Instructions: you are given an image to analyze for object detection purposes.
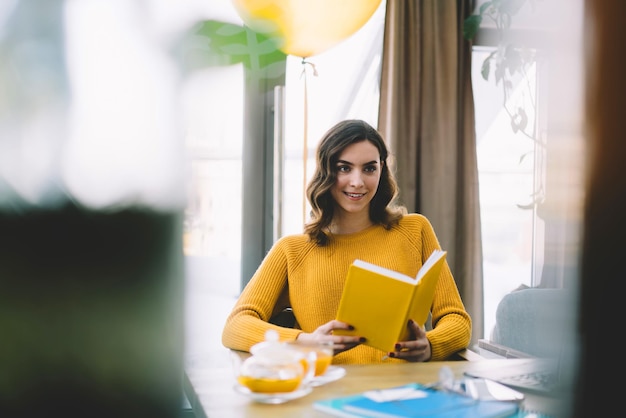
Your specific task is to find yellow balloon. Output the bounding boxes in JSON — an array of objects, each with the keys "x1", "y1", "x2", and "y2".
[{"x1": 231, "y1": 0, "x2": 383, "y2": 58}]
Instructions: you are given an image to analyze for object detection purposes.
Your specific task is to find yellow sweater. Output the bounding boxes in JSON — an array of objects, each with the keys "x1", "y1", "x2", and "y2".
[{"x1": 221, "y1": 213, "x2": 471, "y2": 364}]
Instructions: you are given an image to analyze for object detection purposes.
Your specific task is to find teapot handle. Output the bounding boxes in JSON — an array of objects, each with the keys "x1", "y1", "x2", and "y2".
[{"x1": 302, "y1": 351, "x2": 317, "y2": 385}]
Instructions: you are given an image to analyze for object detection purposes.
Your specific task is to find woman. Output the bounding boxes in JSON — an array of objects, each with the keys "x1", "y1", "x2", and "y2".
[{"x1": 222, "y1": 119, "x2": 471, "y2": 364}]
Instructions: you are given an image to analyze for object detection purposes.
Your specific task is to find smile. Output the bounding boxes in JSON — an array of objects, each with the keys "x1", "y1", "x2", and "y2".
[{"x1": 344, "y1": 192, "x2": 365, "y2": 198}]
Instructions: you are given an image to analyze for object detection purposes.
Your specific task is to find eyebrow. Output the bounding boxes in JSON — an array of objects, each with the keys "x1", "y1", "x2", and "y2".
[{"x1": 337, "y1": 159, "x2": 379, "y2": 166}]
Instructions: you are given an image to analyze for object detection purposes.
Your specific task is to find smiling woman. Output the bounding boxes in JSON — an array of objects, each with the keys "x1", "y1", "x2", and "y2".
[{"x1": 221, "y1": 119, "x2": 472, "y2": 364}]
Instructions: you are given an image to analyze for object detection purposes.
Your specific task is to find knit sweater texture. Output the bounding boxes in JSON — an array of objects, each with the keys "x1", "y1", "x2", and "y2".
[{"x1": 221, "y1": 213, "x2": 472, "y2": 364}]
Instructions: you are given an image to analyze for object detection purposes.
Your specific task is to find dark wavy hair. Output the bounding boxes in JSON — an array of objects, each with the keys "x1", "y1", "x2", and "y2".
[{"x1": 304, "y1": 119, "x2": 406, "y2": 246}]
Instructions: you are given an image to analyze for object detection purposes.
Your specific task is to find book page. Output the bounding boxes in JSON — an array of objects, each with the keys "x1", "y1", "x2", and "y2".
[
  {"x1": 352, "y1": 259, "x2": 415, "y2": 284},
  {"x1": 416, "y1": 249, "x2": 446, "y2": 282}
]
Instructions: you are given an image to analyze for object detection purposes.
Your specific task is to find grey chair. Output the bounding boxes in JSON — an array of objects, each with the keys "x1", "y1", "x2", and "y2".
[{"x1": 489, "y1": 287, "x2": 574, "y2": 359}]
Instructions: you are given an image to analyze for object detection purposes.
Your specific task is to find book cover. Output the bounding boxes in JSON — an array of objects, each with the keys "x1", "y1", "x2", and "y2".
[
  {"x1": 314, "y1": 383, "x2": 519, "y2": 418},
  {"x1": 313, "y1": 393, "x2": 365, "y2": 418},
  {"x1": 334, "y1": 250, "x2": 447, "y2": 353}
]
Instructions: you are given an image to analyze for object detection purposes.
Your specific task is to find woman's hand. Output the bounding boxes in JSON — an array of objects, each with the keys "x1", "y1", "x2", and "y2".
[
  {"x1": 387, "y1": 319, "x2": 432, "y2": 362},
  {"x1": 296, "y1": 320, "x2": 365, "y2": 356}
]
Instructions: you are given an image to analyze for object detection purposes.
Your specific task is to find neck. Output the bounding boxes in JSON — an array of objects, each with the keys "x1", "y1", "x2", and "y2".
[{"x1": 329, "y1": 213, "x2": 373, "y2": 235}]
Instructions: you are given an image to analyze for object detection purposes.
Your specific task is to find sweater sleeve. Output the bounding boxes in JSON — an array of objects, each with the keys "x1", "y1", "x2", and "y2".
[
  {"x1": 221, "y1": 239, "x2": 302, "y2": 352},
  {"x1": 416, "y1": 215, "x2": 473, "y2": 360}
]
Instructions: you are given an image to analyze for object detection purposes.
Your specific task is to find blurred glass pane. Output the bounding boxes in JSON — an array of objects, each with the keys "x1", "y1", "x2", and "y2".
[{"x1": 473, "y1": 45, "x2": 541, "y2": 337}]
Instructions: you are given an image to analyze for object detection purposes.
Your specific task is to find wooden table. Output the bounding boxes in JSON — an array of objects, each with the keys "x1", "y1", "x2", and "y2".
[{"x1": 184, "y1": 352, "x2": 571, "y2": 417}]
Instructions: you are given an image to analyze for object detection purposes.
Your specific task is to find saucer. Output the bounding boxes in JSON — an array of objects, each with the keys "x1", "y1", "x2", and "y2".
[
  {"x1": 310, "y1": 366, "x2": 346, "y2": 387},
  {"x1": 233, "y1": 384, "x2": 313, "y2": 404}
]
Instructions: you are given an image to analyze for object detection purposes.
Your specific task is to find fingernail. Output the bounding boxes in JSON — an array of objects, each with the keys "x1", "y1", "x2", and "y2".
[
  {"x1": 395, "y1": 344, "x2": 402, "y2": 350},
  {"x1": 348, "y1": 325, "x2": 355, "y2": 330},
  {"x1": 388, "y1": 352, "x2": 396, "y2": 358},
  {"x1": 408, "y1": 319, "x2": 414, "y2": 326},
  {"x1": 359, "y1": 337, "x2": 367, "y2": 343}
]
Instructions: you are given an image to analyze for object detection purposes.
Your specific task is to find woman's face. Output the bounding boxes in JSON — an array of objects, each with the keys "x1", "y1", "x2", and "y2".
[{"x1": 330, "y1": 140, "x2": 382, "y2": 217}]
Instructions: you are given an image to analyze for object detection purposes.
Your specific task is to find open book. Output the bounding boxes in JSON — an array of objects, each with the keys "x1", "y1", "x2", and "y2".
[{"x1": 334, "y1": 249, "x2": 447, "y2": 353}]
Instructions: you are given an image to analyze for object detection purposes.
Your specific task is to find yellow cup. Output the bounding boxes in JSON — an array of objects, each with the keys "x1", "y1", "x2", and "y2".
[{"x1": 286, "y1": 341, "x2": 334, "y2": 377}]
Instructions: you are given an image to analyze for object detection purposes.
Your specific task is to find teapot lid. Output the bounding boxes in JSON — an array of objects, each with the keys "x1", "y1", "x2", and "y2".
[{"x1": 250, "y1": 330, "x2": 301, "y2": 363}]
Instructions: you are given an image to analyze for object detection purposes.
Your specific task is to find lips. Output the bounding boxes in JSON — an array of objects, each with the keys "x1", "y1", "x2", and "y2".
[{"x1": 344, "y1": 192, "x2": 365, "y2": 199}]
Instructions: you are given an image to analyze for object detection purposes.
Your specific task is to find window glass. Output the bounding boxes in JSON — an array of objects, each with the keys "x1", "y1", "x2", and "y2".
[
  {"x1": 472, "y1": 46, "x2": 542, "y2": 336},
  {"x1": 182, "y1": 66, "x2": 243, "y2": 268},
  {"x1": 175, "y1": 1, "x2": 245, "y2": 365},
  {"x1": 471, "y1": 0, "x2": 585, "y2": 341}
]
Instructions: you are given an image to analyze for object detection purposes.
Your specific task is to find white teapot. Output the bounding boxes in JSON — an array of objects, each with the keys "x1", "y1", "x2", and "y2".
[{"x1": 236, "y1": 330, "x2": 315, "y2": 393}]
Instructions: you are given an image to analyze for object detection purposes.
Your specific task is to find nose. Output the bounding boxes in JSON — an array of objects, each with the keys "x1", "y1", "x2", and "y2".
[{"x1": 348, "y1": 171, "x2": 364, "y2": 187}]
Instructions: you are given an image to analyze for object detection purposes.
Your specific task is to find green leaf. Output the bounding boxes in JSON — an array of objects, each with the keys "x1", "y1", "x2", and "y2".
[
  {"x1": 494, "y1": 63, "x2": 505, "y2": 85},
  {"x1": 504, "y1": 44, "x2": 522, "y2": 76},
  {"x1": 500, "y1": 0, "x2": 527, "y2": 16},
  {"x1": 501, "y1": 12, "x2": 512, "y2": 29},
  {"x1": 214, "y1": 23, "x2": 246, "y2": 37},
  {"x1": 519, "y1": 151, "x2": 530, "y2": 164},
  {"x1": 511, "y1": 107, "x2": 528, "y2": 131},
  {"x1": 463, "y1": 15, "x2": 482, "y2": 40},
  {"x1": 174, "y1": 19, "x2": 286, "y2": 74},
  {"x1": 511, "y1": 112, "x2": 529, "y2": 134},
  {"x1": 479, "y1": 1, "x2": 494, "y2": 15},
  {"x1": 263, "y1": 60, "x2": 289, "y2": 79},
  {"x1": 481, "y1": 58, "x2": 491, "y2": 81}
]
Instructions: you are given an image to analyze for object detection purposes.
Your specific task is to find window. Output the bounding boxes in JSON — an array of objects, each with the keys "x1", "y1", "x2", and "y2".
[
  {"x1": 471, "y1": 0, "x2": 585, "y2": 340},
  {"x1": 472, "y1": 45, "x2": 542, "y2": 336},
  {"x1": 182, "y1": 65, "x2": 244, "y2": 298},
  {"x1": 177, "y1": 2, "x2": 246, "y2": 305}
]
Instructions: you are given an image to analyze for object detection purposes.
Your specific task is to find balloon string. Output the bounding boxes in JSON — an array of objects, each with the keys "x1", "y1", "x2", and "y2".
[{"x1": 300, "y1": 58, "x2": 317, "y2": 227}]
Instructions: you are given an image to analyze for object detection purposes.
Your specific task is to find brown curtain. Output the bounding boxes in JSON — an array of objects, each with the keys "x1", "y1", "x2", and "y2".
[
  {"x1": 575, "y1": 1, "x2": 626, "y2": 415},
  {"x1": 378, "y1": 0, "x2": 483, "y2": 346}
]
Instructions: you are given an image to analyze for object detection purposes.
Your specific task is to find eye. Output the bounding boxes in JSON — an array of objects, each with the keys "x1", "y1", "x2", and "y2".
[
  {"x1": 337, "y1": 165, "x2": 350, "y2": 173},
  {"x1": 364, "y1": 164, "x2": 377, "y2": 173}
]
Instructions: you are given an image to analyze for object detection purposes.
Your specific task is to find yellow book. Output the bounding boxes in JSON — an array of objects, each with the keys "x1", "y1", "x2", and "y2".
[{"x1": 335, "y1": 250, "x2": 447, "y2": 353}]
